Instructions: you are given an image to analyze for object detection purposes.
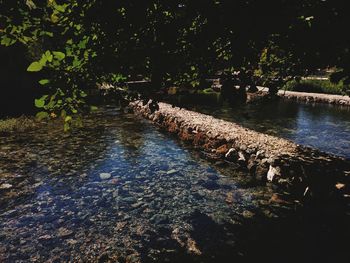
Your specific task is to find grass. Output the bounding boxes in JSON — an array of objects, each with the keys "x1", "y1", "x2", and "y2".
[
  {"x1": 0, "y1": 116, "x2": 37, "y2": 133},
  {"x1": 282, "y1": 79, "x2": 348, "y2": 95},
  {"x1": 199, "y1": 88, "x2": 218, "y2": 94}
]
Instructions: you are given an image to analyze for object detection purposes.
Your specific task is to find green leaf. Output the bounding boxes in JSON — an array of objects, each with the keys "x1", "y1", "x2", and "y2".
[
  {"x1": 39, "y1": 79, "x2": 50, "y2": 85},
  {"x1": 25, "y1": 0, "x2": 37, "y2": 10},
  {"x1": 72, "y1": 58, "x2": 81, "y2": 68},
  {"x1": 78, "y1": 39, "x2": 87, "y2": 49},
  {"x1": 35, "y1": 99, "x2": 45, "y2": 108},
  {"x1": 65, "y1": 116, "x2": 72, "y2": 122},
  {"x1": 54, "y1": 4, "x2": 66, "y2": 12},
  {"x1": 60, "y1": 109, "x2": 67, "y2": 118},
  {"x1": 45, "y1": 51, "x2": 53, "y2": 62},
  {"x1": 46, "y1": 100, "x2": 56, "y2": 108},
  {"x1": 90, "y1": 105, "x2": 98, "y2": 111},
  {"x1": 34, "y1": 95, "x2": 48, "y2": 108},
  {"x1": 36, "y1": 111, "x2": 49, "y2": 120},
  {"x1": 80, "y1": 91, "x2": 87, "y2": 97},
  {"x1": 51, "y1": 13, "x2": 59, "y2": 23},
  {"x1": 39, "y1": 31, "x2": 54, "y2": 37},
  {"x1": 1, "y1": 36, "x2": 16, "y2": 46},
  {"x1": 38, "y1": 55, "x2": 48, "y2": 66},
  {"x1": 27, "y1": 62, "x2": 43, "y2": 72},
  {"x1": 64, "y1": 122, "x2": 70, "y2": 132},
  {"x1": 53, "y1": 51, "x2": 65, "y2": 60}
]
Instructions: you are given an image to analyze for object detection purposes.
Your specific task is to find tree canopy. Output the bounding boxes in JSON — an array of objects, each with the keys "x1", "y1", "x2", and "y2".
[{"x1": 1, "y1": 0, "x2": 349, "y2": 128}]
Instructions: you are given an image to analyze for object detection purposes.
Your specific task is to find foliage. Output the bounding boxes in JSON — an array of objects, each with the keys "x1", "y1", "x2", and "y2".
[
  {"x1": 254, "y1": 42, "x2": 301, "y2": 94},
  {"x1": 330, "y1": 70, "x2": 350, "y2": 94},
  {"x1": 283, "y1": 79, "x2": 348, "y2": 95},
  {"x1": 0, "y1": 0, "x2": 100, "y2": 130},
  {"x1": 1, "y1": 0, "x2": 349, "y2": 129}
]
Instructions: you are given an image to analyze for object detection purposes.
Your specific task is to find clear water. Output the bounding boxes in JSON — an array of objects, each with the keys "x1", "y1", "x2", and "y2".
[
  {"x1": 187, "y1": 99, "x2": 350, "y2": 159},
  {"x1": 0, "y1": 108, "x2": 349, "y2": 262}
]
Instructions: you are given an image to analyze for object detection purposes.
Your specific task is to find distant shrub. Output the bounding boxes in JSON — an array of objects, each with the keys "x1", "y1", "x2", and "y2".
[
  {"x1": 201, "y1": 88, "x2": 217, "y2": 94},
  {"x1": 283, "y1": 79, "x2": 347, "y2": 95}
]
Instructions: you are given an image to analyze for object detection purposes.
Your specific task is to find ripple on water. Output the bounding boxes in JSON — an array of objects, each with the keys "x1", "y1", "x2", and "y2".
[
  {"x1": 0, "y1": 109, "x2": 349, "y2": 262},
  {"x1": 190, "y1": 99, "x2": 350, "y2": 159}
]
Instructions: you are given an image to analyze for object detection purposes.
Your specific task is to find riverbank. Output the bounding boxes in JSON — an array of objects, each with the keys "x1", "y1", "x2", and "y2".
[
  {"x1": 283, "y1": 79, "x2": 346, "y2": 95},
  {"x1": 257, "y1": 87, "x2": 350, "y2": 106},
  {"x1": 278, "y1": 89, "x2": 350, "y2": 106},
  {"x1": 131, "y1": 101, "x2": 350, "y2": 199}
]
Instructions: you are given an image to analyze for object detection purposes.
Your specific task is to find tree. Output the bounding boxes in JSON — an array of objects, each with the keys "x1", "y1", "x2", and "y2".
[{"x1": 1, "y1": 0, "x2": 349, "y2": 127}]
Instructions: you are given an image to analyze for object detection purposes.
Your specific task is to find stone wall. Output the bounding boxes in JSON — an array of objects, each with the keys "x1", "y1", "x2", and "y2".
[
  {"x1": 274, "y1": 89, "x2": 350, "y2": 106},
  {"x1": 131, "y1": 101, "x2": 350, "y2": 199},
  {"x1": 257, "y1": 87, "x2": 350, "y2": 106}
]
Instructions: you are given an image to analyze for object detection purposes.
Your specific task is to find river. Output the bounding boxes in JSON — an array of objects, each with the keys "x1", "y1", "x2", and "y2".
[{"x1": 0, "y1": 107, "x2": 348, "y2": 262}]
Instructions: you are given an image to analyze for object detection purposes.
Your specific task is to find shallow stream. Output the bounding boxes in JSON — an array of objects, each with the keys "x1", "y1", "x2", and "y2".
[
  {"x1": 180, "y1": 96, "x2": 350, "y2": 159},
  {"x1": 0, "y1": 107, "x2": 349, "y2": 262}
]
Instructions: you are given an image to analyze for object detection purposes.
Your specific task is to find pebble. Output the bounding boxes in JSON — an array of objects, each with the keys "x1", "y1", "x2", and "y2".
[
  {"x1": 99, "y1": 173, "x2": 111, "y2": 180},
  {"x1": 151, "y1": 214, "x2": 169, "y2": 225},
  {"x1": 131, "y1": 202, "x2": 144, "y2": 209},
  {"x1": 2, "y1": 105, "x2": 340, "y2": 262},
  {"x1": 109, "y1": 178, "x2": 119, "y2": 184},
  {"x1": 166, "y1": 169, "x2": 178, "y2": 175},
  {"x1": 0, "y1": 183, "x2": 13, "y2": 189},
  {"x1": 67, "y1": 239, "x2": 78, "y2": 245},
  {"x1": 242, "y1": 210, "x2": 255, "y2": 218},
  {"x1": 38, "y1": 234, "x2": 52, "y2": 240},
  {"x1": 57, "y1": 227, "x2": 74, "y2": 238},
  {"x1": 335, "y1": 183, "x2": 345, "y2": 190},
  {"x1": 225, "y1": 192, "x2": 234, "y2": 204}
]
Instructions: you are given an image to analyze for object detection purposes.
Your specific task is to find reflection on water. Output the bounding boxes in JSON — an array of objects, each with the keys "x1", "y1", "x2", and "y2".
[
  {"x1": 0, "y1": 108, "x2": 349, "y2": 262},
  {"x1": 189, "y1": 99, "x2": 350, "y2": 159}
]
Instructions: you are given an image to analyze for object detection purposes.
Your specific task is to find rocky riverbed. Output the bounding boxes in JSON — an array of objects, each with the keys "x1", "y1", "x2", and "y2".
[
  {"x1": 131, "y1": 101, "x2": 350, "y2": 199},
  {"x1": 1, "y1": 107, "x2": 350, "y2": 262}
]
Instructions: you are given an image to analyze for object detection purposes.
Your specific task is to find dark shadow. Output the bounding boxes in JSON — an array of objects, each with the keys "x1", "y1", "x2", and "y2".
[{"x1": 0, "y1": 45, "x2": 40, "y2": 117}]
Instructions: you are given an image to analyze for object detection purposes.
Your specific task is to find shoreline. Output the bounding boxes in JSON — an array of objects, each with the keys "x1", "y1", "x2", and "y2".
[
  {"x1": 257, "y1": 87, "x2": 350, "y2": 106},
  {"x1": 279, "y1": 90, "x2": 350, "y2": 106},
  {"x1": 131, "y1": 101, "x2": 350, "y2": 199}
]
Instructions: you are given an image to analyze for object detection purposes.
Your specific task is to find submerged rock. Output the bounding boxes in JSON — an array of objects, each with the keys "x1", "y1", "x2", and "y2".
[
  {"x1": 225, "y1": 148, "x2": 238, "y2": 161},
  {"x1": 216, "y1": 144, "x2": 229, "y2": 155},
  {"x1": 186, "y1": 238, "x2": 202, "y2": 255},
  {"x1": 150, "y1": 214, "x2": 169, "y2": 225},
  {"x1": 255, "y1": 164, "x2": 269, "y2": 181},
  {"x1": 57, "y1": 227, "x2": 74, "y2": 238},
  {"x1": 238, "y1": 151, "x2": 247, "y2": 165},
  {"x1": 99, "y1": 173, "x2": 112, "y2": 180},
  {"x1": 267, "y1": 165, "x2": 281, "y2": 182},
  {"x1": 0, "y1": 183, "x2": 13, "y2": 189},
  {"x1": 166, "y1": 169, "x2": 178, "y2": 175},
  {"x1": 131, "y1": 100, "x2": 350, "y2": 200},
  {"x1": 38, "y1": 234, "x2": 53, "y2": 240},
  {"x1": 225, "y1": 192, "x2": 234, "y2": 204},
  {"x1": 269, "y1": 193, "x2": 292, "y2": 205},
  {"x1": 242, "y1": 210, "x2": 255, "y2": 218}
]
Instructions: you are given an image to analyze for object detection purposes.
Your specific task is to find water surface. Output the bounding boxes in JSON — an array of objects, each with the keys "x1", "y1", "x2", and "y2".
[
  {"x1": 0, "y1": 108, "x2": 349, "y2": 262},
  {"x1": 186, "y1": 98, "x2": 350, "y2": 159}
]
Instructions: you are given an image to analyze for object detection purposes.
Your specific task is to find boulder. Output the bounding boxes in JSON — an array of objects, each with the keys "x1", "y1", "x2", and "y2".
[{"x1": 267, "y1": 165, "x2": 282, "y2": 182}]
